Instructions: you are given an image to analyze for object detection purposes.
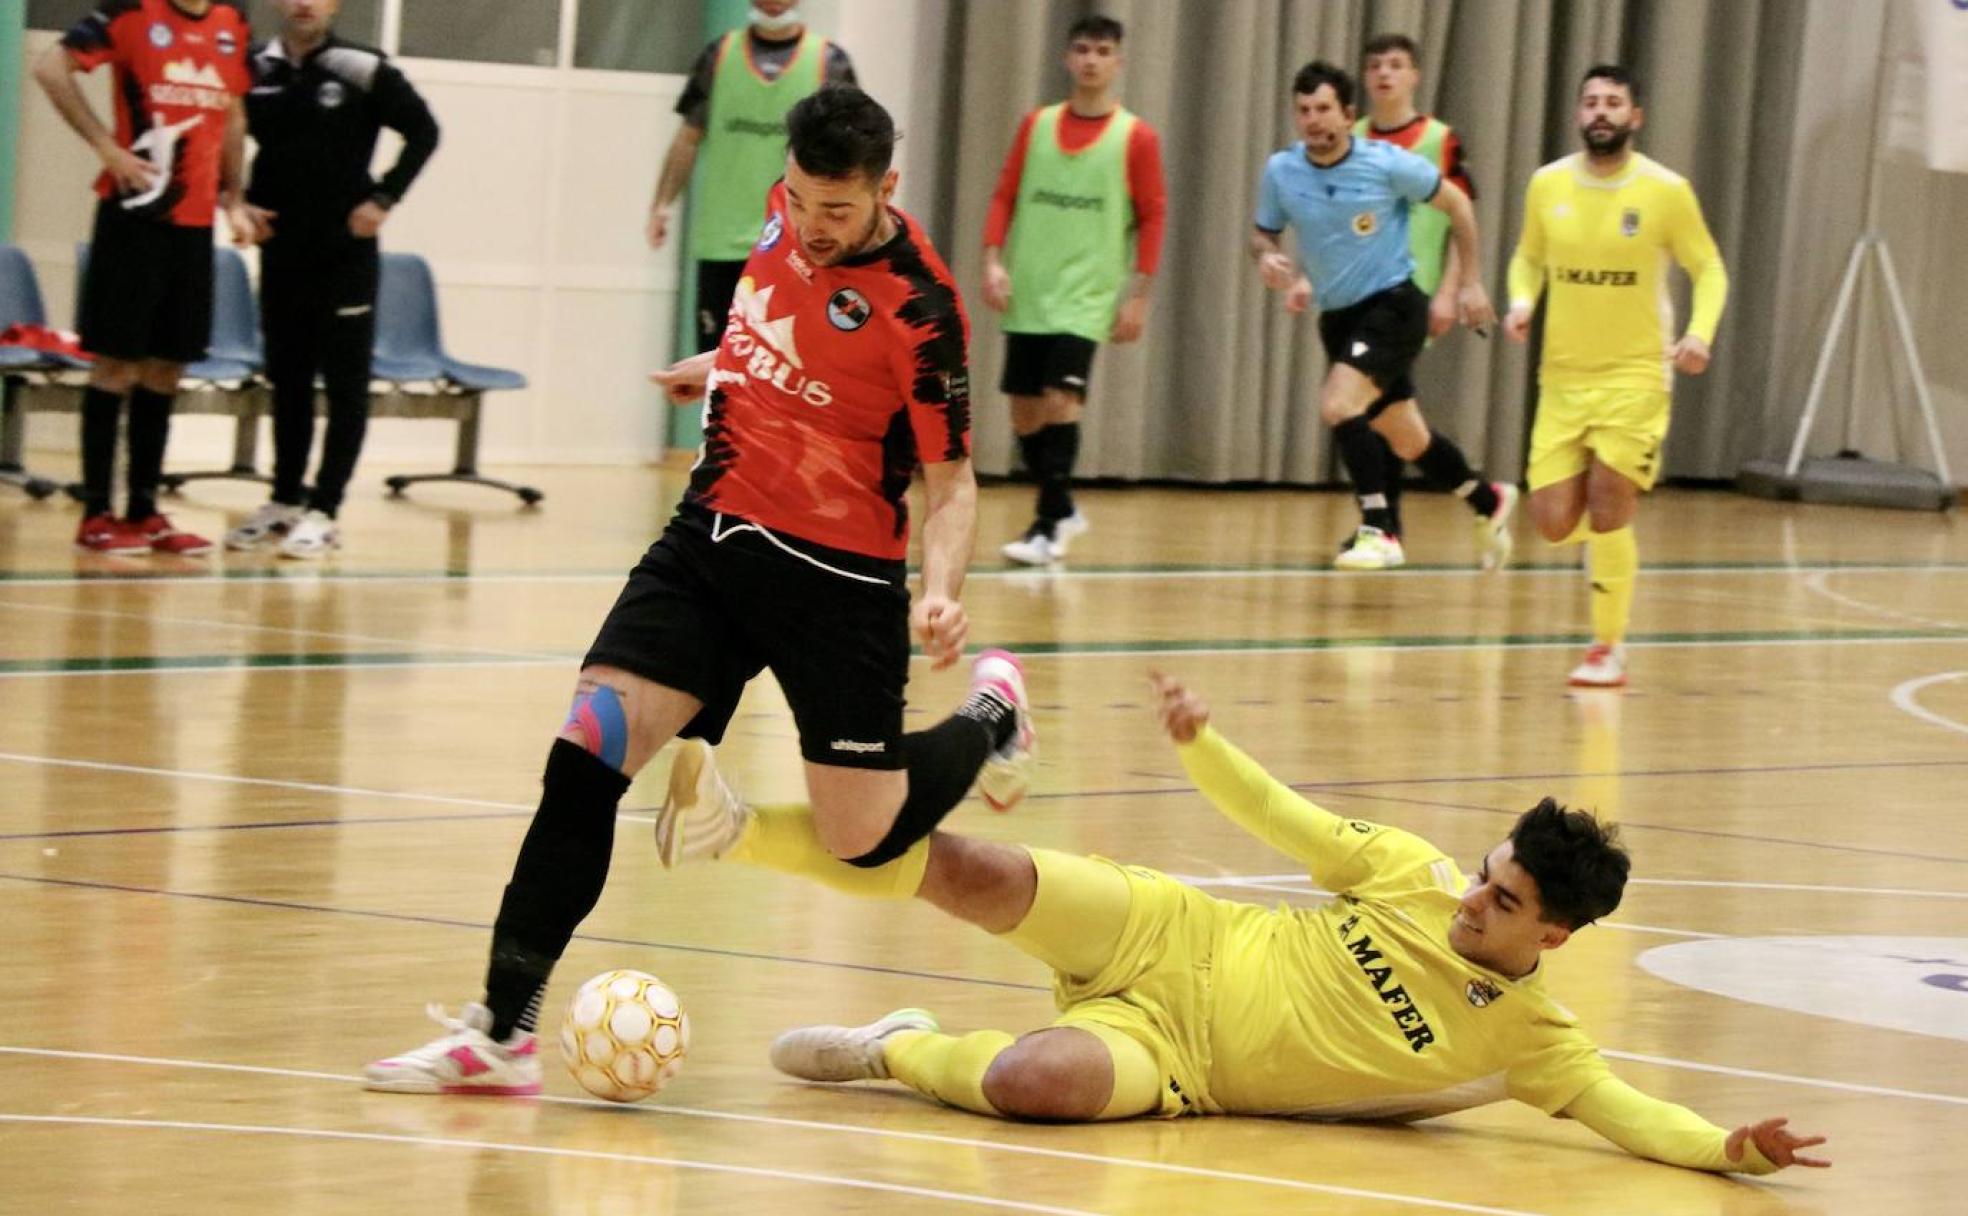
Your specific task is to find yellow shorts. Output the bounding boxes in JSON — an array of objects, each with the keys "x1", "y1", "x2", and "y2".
[
  {"x1": 1050, "y1": 860, "x2": 1224, "y2": 1118},
  {"x1": 1526, "y1": 386, "x2": 1671, "y2": 492}
]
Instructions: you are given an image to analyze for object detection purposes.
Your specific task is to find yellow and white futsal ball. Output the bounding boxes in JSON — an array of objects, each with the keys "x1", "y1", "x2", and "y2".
[{"x1": 559, "y1": 969, "x2": 690, "y2": 1102}]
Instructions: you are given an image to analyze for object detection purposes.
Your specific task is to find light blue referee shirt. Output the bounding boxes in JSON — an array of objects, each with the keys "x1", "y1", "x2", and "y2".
[{"x1": 1254, "y1": 136, "x2": 1443, "y2": 312}]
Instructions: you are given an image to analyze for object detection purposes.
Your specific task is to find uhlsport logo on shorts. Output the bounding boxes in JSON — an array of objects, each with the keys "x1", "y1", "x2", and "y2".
[
  {"x1": 757, "y1": 214, "x2": 785, "y2": 252},
  {"x1": 830, "y1": 738, "x2": 886, "y2": 755},
  {"x1": 1351, "y1": 211, "x2": 1378, "y2": 236},
  {"x1": 826, "y1": 288, "x2": 872, "y2": 331}
]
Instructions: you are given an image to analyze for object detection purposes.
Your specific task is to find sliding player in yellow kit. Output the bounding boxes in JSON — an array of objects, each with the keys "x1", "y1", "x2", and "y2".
[
  {"x1": 1504, "y1": 65, "x2": 1728, "y2": 687},
  {"x1": 653, "y1": 671, "x2": 1829, "y2": 1176}
]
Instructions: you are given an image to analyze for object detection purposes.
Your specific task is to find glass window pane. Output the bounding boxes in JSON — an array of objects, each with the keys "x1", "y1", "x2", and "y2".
[
  {"x1": 399, "y1": 0, "x2": 560, "y2": 68},
  {"x1": 244, "y1": 0, "x2": 384, "y2": 46},
  {"x1": 574, "y1": 0, "x2": 699, "y2": 75}
]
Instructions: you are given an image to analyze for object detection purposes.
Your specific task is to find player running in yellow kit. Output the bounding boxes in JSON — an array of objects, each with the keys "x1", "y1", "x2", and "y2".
[
  {"x1": 1505, "y1": 65, "x2": 1728, "y2": 687},
  {"x1": 654, "y1": 671, "x2": 1829, "y2": 1176}
]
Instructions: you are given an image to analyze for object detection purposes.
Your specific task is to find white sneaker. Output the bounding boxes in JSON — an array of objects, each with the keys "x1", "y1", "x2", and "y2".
[
  {"x1": 1001, "y1": 526, "x2": 1059, "y2": 566},
  {"x1": 277, "y1": 509, "x2": 340, "y2": 560},
  {"x1": 1333, "y1": 526, "x2": 1406, "y2": 570},
  {"x1": 1568, "y1": 643, "x2": 1628, "y2": 688},
  {"x1": 225, "y1": 502, "x2": 303, "y2": 551},
  {"x1": 1054, "y1": 510, "x2": 1089, "y2": 548},
  {"x1": 970, "y1": 648, "x2": 1036, "y2": 811},
  {"x1": 770, "y1": 1008, "x2": 939, "y2": 1083},
  {"x1": 363, "y1": 1002, "x2": 543, "y2": 1095},
  {"x1": 653, "y1": 738, "x2": 754, "y2": 869},
  {"x1": 1477, "y1": 482, "x2": 1519, "y2": 571}
]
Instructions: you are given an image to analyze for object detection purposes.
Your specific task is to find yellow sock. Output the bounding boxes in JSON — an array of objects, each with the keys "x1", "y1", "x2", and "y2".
[
  {"x1": 723, "y1": 803, "x2": 928, "y2": 900},
  {"x1": 1586, "y1": 526, "x2": 1638, "y2": 646},
  {"x1": 882, "y1": 1028, "x2": 1014, "y2": 1115}
]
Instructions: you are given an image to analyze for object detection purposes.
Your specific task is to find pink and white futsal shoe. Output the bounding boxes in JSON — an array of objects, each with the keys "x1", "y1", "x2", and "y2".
[
  {"x1": 363, "y1": 1002, "x2": 543, "y2": 1095},
  {"x1": 970, "y1": 649, "x2": 1037, "y2": 811}
]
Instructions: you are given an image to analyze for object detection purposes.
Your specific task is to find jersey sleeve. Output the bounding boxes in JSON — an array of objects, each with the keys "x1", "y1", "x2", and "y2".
[
  {"x1": 1506, "y1": 173, "x2": 1549, "y2": 310},
  {"x1": 983, "y1": 111, "x2": 1037, "y2": 249},
  {"x1": 1175, "y1": 726, "x2": 1453, "y2": 894},
  {"x1": 1126, "y1": 121, "x2": 1168, "y2": 276},
  {"x1": 825, "y1": 42, "x2": 857, "y2": 85},
  {"x1": 1561, "y1": 1076, "x2": 1779, "y2": 1175},
  {"x1": 1443, "y1": 130, "x2": 1476, "y2": 201},
  {"x1": 1253, "y1": 157, "x2": 1287, "y2": 233},
  {"x1": 1667, "y1": 179, "x2": 1728, "y2": 344},
  {"x1": 1386, "y1": 145, "x2": 1443, "y2": 204},
  {"x1": 673, "y1": 38, "x2": 721, "y2": 128},
  {"x1": 59, "y1": 2, "x2": 137, "y2": 72},
  {"x1": 887, "y1": 275, "x2": 972, "y2": 467},
  {"x1": 373, "y1": 61, "x2": 441, "y2": 204}
]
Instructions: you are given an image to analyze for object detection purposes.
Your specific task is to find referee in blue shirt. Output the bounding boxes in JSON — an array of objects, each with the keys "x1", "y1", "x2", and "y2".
[{"x1": 1252, "y1": 61, "x2": 1515, "y2": 572}]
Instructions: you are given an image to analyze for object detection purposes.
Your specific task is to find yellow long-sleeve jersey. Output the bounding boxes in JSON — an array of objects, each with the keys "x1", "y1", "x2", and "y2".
[
  {"x1": 1175, "y1": 727, "x2": 1775, "y2": 1174},
  {"x1": 1506, "y1": 152, "x2": 1728, "y2": 391}
]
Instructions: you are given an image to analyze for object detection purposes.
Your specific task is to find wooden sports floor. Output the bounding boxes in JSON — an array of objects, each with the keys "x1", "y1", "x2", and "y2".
[{"x1": 3, "y1": 464, "x2": 1965, "y2": 1214}]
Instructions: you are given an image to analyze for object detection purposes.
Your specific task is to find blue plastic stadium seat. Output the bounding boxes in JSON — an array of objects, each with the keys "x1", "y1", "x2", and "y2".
[
  {"x1": 373, "y1": 252, "x2": 526, "y2": 390},
  {"x1": 0, "y1": 245, "x2": 86, "y2": 372}
]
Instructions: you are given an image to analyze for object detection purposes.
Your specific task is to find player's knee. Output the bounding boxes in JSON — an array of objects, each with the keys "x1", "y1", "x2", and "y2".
[
  {"x1": 559, "y1": 679, "x2": 640, "y2": 774},
  {"x1": 1320, "y1": 396, "x2": 1363, "y2": 428},
  {"x1": 982, "y1": 1043, "x2": 1107, "y2": 1121},
  {"x1": 90, "y1": 360, "x2": 139, "y2": 394}
]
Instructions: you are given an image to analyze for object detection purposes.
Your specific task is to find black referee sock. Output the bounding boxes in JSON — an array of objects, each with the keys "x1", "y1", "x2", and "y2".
[
  {"x1": 1379, "y1": 432, "x2": 1406, "y2": 538},
  {"x1": 1333, "y1": 416, "x2": 1396, "y2": 534},
  {"x1": 123, "y1": 386, "x2": 175, "y2": 521},
  {"x1": 1036, "y1": 422, "x2": 1080, "y2": 523},
  {"x1": 1016, "y1": 429, "x2": 1049, "y2": 529},
  {"x1": 844, "y1": 691, "x2": 1016, "y2": 870},
  {"x1": 484, "y1": 739, "x2": 630, "y2": 1040},
  {"x1": 1414, "y1": 434, "x2": 1500, "y2": 517},
  {"x1": 79, "y1": 386, "x2": 123, "y2": 517}
]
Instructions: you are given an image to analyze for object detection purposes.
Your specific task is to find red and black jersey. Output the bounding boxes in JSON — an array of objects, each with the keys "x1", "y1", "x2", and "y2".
[
  {"x1": 687, "y1": 183, "x2": 972, "y2": 562},
  {"x1": 60, "y1": 0, "x2": 252, "y2": 227}
]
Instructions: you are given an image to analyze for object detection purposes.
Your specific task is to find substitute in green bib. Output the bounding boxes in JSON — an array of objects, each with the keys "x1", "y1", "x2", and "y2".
[
  {"x1": 984, "y1": 16, "x2": 1167, "y2": 567},
  {"x1": 1355, "y1": 32, "x2": 1483, "y2": 542},
  {"x1": 646, "y1": 1, "x2": 855, "y2": 352}
]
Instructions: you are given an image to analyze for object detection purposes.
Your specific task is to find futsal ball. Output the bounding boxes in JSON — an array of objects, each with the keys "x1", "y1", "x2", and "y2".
[{"x1": 559, "y1": 969, "x2": 691, "y2": 1102}]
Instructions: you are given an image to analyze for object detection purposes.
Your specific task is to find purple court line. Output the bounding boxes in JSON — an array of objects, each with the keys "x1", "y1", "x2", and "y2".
[{"x1": 0, "y1": 871, "x2": 1050, "y2": 995}]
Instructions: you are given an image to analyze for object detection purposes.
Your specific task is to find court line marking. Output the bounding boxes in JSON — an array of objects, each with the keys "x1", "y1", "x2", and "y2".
[
  {"x1": 0, "y1": 1047, "x2": 1554, "y2": 1215},
  {"x1": 0, "y1": 1112, "x2": 1101, "y2": 1216},
  {"x1": 5, "y1": 559, "x2": 1968, "y2": 588},
  {"x1": 1889, "y1": 672, "x2": 1968, "y2": 738},
  {"x1": 4, "y1": 628, "x2": 1968, "y2": 681},
  {"x1": 1802, "y1": 571, "x2": 1968, "y2": 634},
  {"x1": 1183, "y1": 872, "x2": 1968, "y2": 902},
  {"x1": 0, "y1": 596, "x2": 565, "y2": 661}
]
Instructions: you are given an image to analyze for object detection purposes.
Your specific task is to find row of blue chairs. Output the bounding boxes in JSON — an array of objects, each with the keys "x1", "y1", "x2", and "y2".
[{"x1": 0, "y1": 245, "x2": 539, "y2": 505}]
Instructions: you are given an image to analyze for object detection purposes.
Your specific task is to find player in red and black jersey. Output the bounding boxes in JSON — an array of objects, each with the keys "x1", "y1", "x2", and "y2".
[
  {"x1": 34, "y1": 0, "x2": 253, "y2": 556},
  {"x1": 364, "y1": 86, "x2": 1037, "y2": 1097}
]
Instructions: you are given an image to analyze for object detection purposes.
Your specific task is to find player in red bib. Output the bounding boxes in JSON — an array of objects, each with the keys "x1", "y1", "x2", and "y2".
[
  {"x1": 364, "y1": 86, "x2": 1038, "y2": 1098},
  {"x1": 34, "y1": 0, "x2": 253, "y2": 556}
]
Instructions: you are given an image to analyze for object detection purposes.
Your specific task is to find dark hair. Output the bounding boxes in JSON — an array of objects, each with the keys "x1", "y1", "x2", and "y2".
[
  {"x1": 1580, "y1": 63, "x2": 1641, "y2": 105},
  {"x1": 785, "y1": 84, "x2": 896, "y2": 182},
  {"x1": 1292, "y1": 60, "x2": 1355, "y2": 109},
  {"x1": 1067, "y1": 16, "x2": 1124, "y2": 45},
  {"x1": 1508, "y1": 798, "x2": 1631, "y2": 929},
  {"x1": 1362, "y1": 33, "x2": 1420, "y2": 67}
]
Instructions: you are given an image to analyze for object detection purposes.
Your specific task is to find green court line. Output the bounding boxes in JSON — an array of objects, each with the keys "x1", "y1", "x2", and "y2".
[
  {"x1": 3, "y1": 627, "x2": 1965, "y2": 678},
  {"x1": 3, "y1": 558, "x2": 1968, "y2": 584}
]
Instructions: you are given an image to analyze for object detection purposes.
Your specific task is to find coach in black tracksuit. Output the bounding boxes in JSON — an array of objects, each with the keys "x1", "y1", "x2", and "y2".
[{"x1": 228, "y1": 4, "x2": 438, "y2": 557}]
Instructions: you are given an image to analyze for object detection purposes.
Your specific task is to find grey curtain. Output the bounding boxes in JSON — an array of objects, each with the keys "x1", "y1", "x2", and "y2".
[{"x1": 930, "y1": 0, "x2": 1819, "y2": 485}]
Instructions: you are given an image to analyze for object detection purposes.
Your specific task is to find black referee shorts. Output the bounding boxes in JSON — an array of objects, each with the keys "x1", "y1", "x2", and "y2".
[
  {"x1": 1318, "y1": 280, "x2": 1429, "y2": 413},
  {"x1": 583, "y1": 504, "x2": 913, "y2": 771},
  {"x1": 77, "y1": 199, "x2": 213, "y2": 365}
]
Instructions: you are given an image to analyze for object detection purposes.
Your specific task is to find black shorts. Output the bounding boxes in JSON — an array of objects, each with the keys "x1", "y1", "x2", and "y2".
[
  {"x1": 77, "y1": 200, "x2": 213, "y2": 364},
  {"x1": 583, "y1": 504, "x2": 912, "y2": 770},
  {"x1": 1318, "y1": 280, "x2": 1428, "y2": 415},
  {"x1": 1000, "y1": 332, "x2": 1098, "y2": 398}
]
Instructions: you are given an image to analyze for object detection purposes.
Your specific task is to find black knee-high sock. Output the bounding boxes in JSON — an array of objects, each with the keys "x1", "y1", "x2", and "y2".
[
  {"x1": 1378, "y1": 432, "x2": 1406, "y2": 538},
  {"x1": 1413, "y1": 434, "x2": 1500, "y2": 516},
  {"x1": 123, "y1": 386, "x2": 175, "y2": 521},
  {"x1": 79, "y1": 386, "x2": 124, "y2": 517},
  {"x1": 484, "y1": 739, "x2": 630, "y2": 1039},
  {"x1": 1016, "y1": 429, "x2": 1048, "y2": 527},
  {"x1": 1333, "y1": 416, "x2": 1395, "y2": 534},
  {"x1": 1035, "y1": 422, "x2": 1080, "y2": 523},
  {"x1": 844, "y1": 689, "x2": 1017, "y2": 869}
]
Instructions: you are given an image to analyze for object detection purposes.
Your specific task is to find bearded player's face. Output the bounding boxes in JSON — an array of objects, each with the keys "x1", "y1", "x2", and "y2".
[{"x1": 782, "y1": 154, "x2": 898, "y2": 267}]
